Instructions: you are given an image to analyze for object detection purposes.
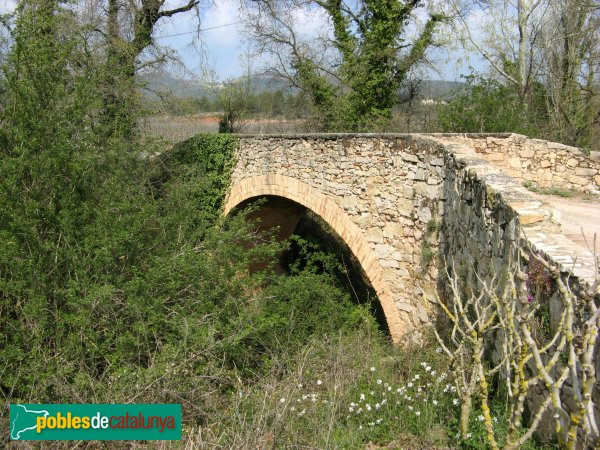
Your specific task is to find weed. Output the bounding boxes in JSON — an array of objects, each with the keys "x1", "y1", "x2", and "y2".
[
  {"x1": 523, "y1": 180, "x2": 575, "y2": 197},
  {"x1": 421, "y1": 242, "x2": 437, "y2": 268}
]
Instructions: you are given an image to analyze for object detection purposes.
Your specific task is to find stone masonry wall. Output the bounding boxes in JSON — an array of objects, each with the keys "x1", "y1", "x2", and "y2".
[
  {"x1": 429, "y1": 135, "x2": 600, "y2": 441},
  {"x1": 226, "y1": 135, "x2": 447, "y2": 343},
  {"x1": 225, "y1": 133, "x2": 598, "y2": 343},
  {"x1": 225, "y1": 133, "x2": 599, "y2": 440},
  {"x1": 433, "y1": 133, "x2": 600, "y2": 192}
]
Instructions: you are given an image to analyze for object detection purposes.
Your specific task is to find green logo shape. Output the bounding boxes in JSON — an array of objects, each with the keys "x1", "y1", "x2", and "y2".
[{"x1": 9, "y1": 404, "x2": 181, "y2": 440}]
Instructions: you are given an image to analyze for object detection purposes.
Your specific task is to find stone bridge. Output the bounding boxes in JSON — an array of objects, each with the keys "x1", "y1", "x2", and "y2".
[{"x1": 223, "y1": 133, "x2": 600, "y2": 343}]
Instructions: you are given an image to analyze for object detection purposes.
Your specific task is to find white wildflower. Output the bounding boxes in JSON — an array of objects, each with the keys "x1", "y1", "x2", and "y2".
[
  {"x1": 366, "y1": 404, "x2": 372, "y2": 411},
  {"x1": 370, "y1": 367, "x2": 376, "y2": 372},
  {"x1": 408, "y1": 382, "x2": 413, "y2": 388},
  {"x1": 280, "y1": 398, "x2": 286, "y2": 403},
  {"x1": 478, "y1": 415, "x2": 485, "y2": 422},
  {"x1": 432, "y1": 400, "x2": 438, "y2": 406},
  {"x1": 349, "y1": 407, "x2": 354, "y2": 412},
  {"x1": 377, "y1": 379, "x2": 382, "y2": 385},
  {"x1": 436, "y1": 347, "x2": 443, "y2": 353},
  {"x1": 316, "y1": 379, "x2": 322, "y2": 385},
  {"x1": 375, "y1": 403, "x2": 380, "y2": 409},
  {"x1": 360, "y1": 393, "x2": 366, "y2": 401},
  {"x1": 430, "y1": 370, "x2": 436, "y2": 376},
  {"x1": 290, "y1": 406, "x2": 296, "y2": 411},
  {"x1": 408, "y1": 405, "x2": 413, "y2": 411},
  {"x1": 415, "y1": 411, "x2": 421, "y2": 417},
  {"x1": 453, "y1": 398, "x2": 459, "y2": 406}
]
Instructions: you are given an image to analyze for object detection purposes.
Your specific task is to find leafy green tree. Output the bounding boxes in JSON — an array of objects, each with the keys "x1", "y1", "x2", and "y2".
[
  {"x1": 244, "y1": 0, "x2": 443, "y2": 131},
  {"x1": 438, "y1": 74, "x2": 547, "y2": 135}
]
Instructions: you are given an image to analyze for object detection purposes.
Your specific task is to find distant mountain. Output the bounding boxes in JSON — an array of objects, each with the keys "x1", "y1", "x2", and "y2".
[
  {"x1": 139, "y1": 72, "x2": 464, "y2": 101},
  {"x1": 417, "y1": 80, "x2": 465, "y2": 99},
  {"x1": 139, "y1": 72, "x2": 294, "y2": 101},
  {"x1": 139, "y1": 72, "x2": 209, "y2": 101}
]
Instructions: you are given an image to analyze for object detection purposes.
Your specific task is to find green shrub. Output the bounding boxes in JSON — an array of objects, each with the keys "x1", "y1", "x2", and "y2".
[{"x1": 438, "y1": 74, "x2": 547, "y2": 136}]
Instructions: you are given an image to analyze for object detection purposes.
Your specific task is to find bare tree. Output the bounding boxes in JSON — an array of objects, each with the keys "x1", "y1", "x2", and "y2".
[
  {"x1": 540, "y1": 0, "x2": 600, "y2": 147},
  {"x1": 241, "y1": 0, "x2": 444, "y2": 131},
  {"x1": 87, "y1": 0, "x2": 203, "y2": 135},
  {"x1": 451, "y1": 0, "x2": 548, "y2": 101},
  {"x1": 436, "y1": 242, "x2": 600, "y2": 449},
  {"x1": 450, "y1": 0, "x2": 600, "y2": 147}
]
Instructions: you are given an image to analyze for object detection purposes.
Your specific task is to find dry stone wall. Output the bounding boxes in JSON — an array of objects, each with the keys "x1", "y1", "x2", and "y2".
[
  {"x1": 224, "y1": 133, "x2": 599, "y2": 441},
  {"x1": 225, "y1": 133, "x2": 598, "y2": 344},
  {"x1": 434, "y1": 133, "x2": 600, "y2": 192},
  {"x1": 226, "y1": 135, "x2": 446, "y2": 343}
]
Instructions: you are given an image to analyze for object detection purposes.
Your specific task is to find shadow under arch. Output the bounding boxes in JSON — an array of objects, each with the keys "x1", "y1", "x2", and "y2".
[{"x1": 224, "y1": 174, "x2": 405, "y2": 343}]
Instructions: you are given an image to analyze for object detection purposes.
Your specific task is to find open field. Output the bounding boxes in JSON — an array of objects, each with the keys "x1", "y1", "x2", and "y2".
[{"x1": 141, "y1": 114, "x2": 307, "y2": 142}]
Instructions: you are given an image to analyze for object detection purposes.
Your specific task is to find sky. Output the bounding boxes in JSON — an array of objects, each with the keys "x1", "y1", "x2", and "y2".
[
  {"x1": 155, "y1": 0, "x2": 487, "y2": 82},
  {"x1": 0, "y1": 0, "x2": 487, "y2": 82}
]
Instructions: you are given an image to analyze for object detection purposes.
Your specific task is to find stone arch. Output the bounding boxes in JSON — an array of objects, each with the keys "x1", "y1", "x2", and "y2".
[{"x1": 224, "y1": 174, "x2": 405, "y2": 342}]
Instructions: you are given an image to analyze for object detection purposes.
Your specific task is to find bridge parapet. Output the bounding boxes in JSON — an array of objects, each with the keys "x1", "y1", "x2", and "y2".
[{"x1": 430, "y1": 132, "x2": 600, "y2": 193}]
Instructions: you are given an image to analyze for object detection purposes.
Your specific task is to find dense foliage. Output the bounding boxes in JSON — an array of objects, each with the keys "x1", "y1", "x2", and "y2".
[
  {"x1": 0, "y1": 5, "x2": 388, "y2": 447},
  {"x1": 247, "y1": 0, "x2": 442, "y2": 132},
  {"x1": 438, "y1": 75, "x2": 548, "y2": 137}
]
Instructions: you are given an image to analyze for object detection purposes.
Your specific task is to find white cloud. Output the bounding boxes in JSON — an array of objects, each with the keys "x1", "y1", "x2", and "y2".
[{"x1": 0, "y1": 0, "x2": 16, "y2": 14}]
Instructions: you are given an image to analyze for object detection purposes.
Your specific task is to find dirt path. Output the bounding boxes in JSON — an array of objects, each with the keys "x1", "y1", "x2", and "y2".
[{"x1": 544, "y1": 194, "x2": 600, "y2": 256}]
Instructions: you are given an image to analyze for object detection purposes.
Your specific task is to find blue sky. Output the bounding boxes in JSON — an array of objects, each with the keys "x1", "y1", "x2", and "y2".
[
  {"x1": 156, "y1": 0, "x2": 485, "y2": 82},
  {"x1": 0, "y1": 0, "x2": 485, "y2": 81}
]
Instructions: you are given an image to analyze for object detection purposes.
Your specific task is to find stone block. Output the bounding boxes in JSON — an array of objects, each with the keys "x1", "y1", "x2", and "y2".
[
  {"x1": 414, "y1": 168, "x2": 427, "y2": 181},
  {"x1": 417, "y1": 206, "x2": 432, "y2": 223},
  {"x1": 569, "y1": 174, "x2": 588, "y2": 185},
  {"x1": 518, "y1": 148, "x2": 535, "y2": 158},
  {"x1": 575, "y1": 167, "x2": 597, "y2": 177},
  {"x1": 566, "y1": 158, "x2": 579, "y2": 168},
  {"x1": 402, "y1": 152, "x2": 420, "y2": 163},
  {"x1": 509, "y1": 157, "x2": 522, "y2": 169},
  {"x1": 366, "y1": 227, "x2": 384, "y2": 243}
]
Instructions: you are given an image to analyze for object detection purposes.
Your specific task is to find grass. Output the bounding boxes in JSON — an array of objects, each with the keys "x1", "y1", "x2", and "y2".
[
  {"x1": 178, "y1": 328, "x2": 460, "y2": 449},
  {"x1": 522, "y1": 180, "x2": 575, "y2": 197}
]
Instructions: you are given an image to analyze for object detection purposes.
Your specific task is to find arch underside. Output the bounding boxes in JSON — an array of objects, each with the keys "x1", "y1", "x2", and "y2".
[{"x1": 224, "y1": 174, "x2": 406, "y2": 342}]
